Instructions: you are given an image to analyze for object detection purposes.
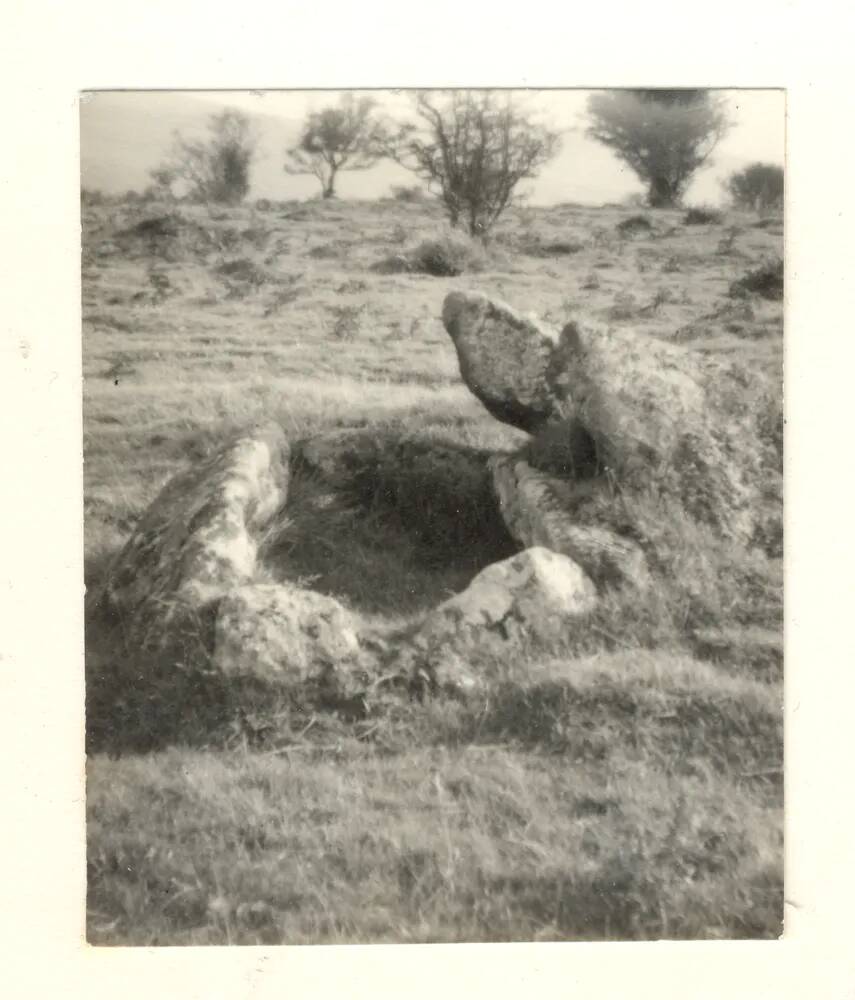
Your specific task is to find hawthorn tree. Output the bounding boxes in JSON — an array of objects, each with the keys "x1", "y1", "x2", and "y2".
[
  {"x1": 160, "y1": 109, "x2": 256, "y2": 204},
  {"x1": 284, "y1": 94, "x2": 385, "y2": 199},
  {"x1": 385, "y1": 90, "x2": 561, "y2": 238},
  {"x1": 725, "y1": 162, "x2": 784, "y2": 212},
  {"x1": 586, "y1": 90, "x2": 730, "y2": 207}
]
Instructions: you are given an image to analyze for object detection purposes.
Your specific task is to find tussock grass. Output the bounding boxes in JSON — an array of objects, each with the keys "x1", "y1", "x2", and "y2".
[
  {"x1": 684, "y1": 205, "x2": 724, "y2": 225},
  {"x1": 373, "y1": 227, "x2": 500, "y2": 277},
  {"x1": 616, "y1": 214, "x2": 654, "y2": 236},
  {"x1": 730, "y1": 257, "x2": 784, "y2": 301}
]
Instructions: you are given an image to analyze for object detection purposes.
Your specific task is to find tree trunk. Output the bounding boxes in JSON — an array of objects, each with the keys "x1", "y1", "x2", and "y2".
[
  {"x1": 647, "y1": 175, "x2": 679, "y2": 208},
  {"x1": 323, "y1": 166, "x2": 338, "y2": 199}
]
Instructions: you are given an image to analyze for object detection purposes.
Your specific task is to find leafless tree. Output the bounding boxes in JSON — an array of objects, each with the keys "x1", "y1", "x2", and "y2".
[{"x1": 384, "y1": 90, "x2": 561, "y2": 238}]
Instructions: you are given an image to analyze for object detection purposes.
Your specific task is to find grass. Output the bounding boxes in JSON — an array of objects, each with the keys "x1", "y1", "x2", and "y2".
[
  {"x1": 87, "y1": 650, "x2": 782, "y2": 945},
  {"x1": 83, "y1": 194, "x2": 783, "y2": 944}
]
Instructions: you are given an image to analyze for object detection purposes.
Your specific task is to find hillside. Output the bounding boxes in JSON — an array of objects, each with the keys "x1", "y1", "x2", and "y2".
[{"x1": 83, "y1": 193, "x2": 783, "y2": 944}]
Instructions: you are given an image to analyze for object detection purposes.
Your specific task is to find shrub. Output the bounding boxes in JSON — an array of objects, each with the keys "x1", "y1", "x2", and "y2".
[
  {"x1": 616, "y1": 214, "x2": 653, "y2": 236},
  {"x1": 729, "y1": 258, "x2": 784, "y2": 301},
  {"x1": 212, "y1": 257, "x2": 274, "y2": 296},
  {"x1": 160, "y1": 110, "x2": 257, "y2": 206},
  {"x1": 373, "y1": 228, "x2": 491, "y2": 277},
  {"x1": 684, "y1": 205, "x2": 723, "y2": 225},
  {"x1": 725, "y1": 162, "x2": 784, "y2": 212},
  {"x1": 409, "y1": 231, "x2": 491, "y2": 276},
  {"x1": 81, "y1": 187, "x2": 106, "y2": 206},
  {"x1": 391, "y1": 184, "x2": 426, "y2": 203}
]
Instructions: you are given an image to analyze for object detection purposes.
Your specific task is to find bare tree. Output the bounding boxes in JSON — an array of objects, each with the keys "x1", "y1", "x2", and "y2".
[
  {"x1": 284, "y1": 94, "x2": 384, "y2": 199},
  {"x1": 586, "y1": 90, "x2": 730, "y2": 208},
  {"x1": 161, "y1": 110, "x2": 256, "y2": 205},
  {"x1": 385, "y1": 90, "x2": 561, "y2": 238}
]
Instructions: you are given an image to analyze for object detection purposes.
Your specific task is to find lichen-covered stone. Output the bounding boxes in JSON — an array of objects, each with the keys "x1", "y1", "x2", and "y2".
[
  {"x1": 443, "y1": 290, "x2": 775, "y2": 543},
  {"x1": 99, "y1": 422, "x2": 289, "y2": 645},
  {"x1": 491, "y1": 456, "x2": 650, "y2": 590},
  {"x1": 413, "y1": 547, "x2": 597, "y2": 688},
  {"x1": 213, "y1": 583, "x2": 360, "y2": 684},
  {"x1": 442, "y1": 291, "x2": 563, "y2": 433}
]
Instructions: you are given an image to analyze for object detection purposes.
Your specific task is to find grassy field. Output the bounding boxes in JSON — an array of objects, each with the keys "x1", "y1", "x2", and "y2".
[{"x1": 83, "y1": 193, "x2": 784, "y2": 944}]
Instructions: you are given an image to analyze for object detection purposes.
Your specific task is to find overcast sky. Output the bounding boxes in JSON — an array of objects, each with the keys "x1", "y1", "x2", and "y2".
[{"x1": 81, "y1": 89, "x2": 785, "y2": 205}]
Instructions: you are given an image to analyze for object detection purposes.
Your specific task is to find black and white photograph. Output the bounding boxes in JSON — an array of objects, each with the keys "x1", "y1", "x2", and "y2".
[{"x1": 80, "y1": 87, "x2": 785, "y2": 945}]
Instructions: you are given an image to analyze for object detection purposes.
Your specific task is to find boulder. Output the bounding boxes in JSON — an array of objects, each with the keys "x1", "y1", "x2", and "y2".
[
  {"x1": 412, "y1": 547, "x2": 597, "y2": 688},
  {"x1": 99, "y1": 423, "x2": 289, "y2": 646},
  {"x1": 442, "y1": 290, "x2": 772, "y2": 542},
  {"x1": 442, "y1": 291, "x2": 563, "y2": 433},
  {"x1": 491, "y1": 456, "x2": 650, "y2": 590},
  {"x1": 213, "y1": 583, "x2": 360, "y2": 684}
]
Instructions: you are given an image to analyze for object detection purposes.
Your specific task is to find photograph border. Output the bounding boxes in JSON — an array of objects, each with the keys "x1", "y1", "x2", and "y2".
[{"x1": 3, "y1": 1, "x2": 854, "y2": 996}]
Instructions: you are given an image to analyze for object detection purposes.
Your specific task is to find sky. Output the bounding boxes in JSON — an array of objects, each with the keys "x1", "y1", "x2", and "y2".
[{"x1": 80, "y1": 89, "x2": 785, "y2": 206}]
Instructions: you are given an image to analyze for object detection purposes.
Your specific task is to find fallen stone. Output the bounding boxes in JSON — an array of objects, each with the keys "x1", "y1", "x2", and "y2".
[
  {"x1": 413, "y1": 546, "x2": 597, "y2": 688},
  {"x1": 213, "y1": 583, "x2": 360, "y2": 684},
  {"x1": 491, "y1": 456, "x2": 650, "y2": 589},
  {"x1": 99, "y1": 422, "x2": 289, "y2": 646}
]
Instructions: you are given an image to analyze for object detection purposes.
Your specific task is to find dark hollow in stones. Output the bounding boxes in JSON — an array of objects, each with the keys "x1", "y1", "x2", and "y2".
[{"x1": 261, "y1": 429, "x2": 520, "y2": 616}]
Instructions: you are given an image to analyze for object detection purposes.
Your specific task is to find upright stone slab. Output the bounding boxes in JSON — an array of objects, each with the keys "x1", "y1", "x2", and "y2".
[
  {"x1": 442, "y1": 290, "x2": 773, "y2": 543},
  {"x1": 442, "y1": 291, "x2": 562, "y2": 433}
]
